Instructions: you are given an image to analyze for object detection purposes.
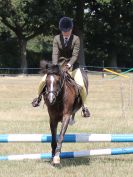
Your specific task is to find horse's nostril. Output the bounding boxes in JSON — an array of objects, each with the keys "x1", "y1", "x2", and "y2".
[{"x1": 51, "y1": 95, "x2": 56, "y2": 103}]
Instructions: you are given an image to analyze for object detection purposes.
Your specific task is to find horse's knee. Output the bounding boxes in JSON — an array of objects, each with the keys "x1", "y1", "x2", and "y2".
[{"x1": 58, "y1": 135, "x2": 64, "y2": 144}]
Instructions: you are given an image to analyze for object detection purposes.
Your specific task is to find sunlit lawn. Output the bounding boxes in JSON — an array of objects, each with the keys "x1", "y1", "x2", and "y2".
[{"x1": 0, "y1": 74, "x2": 133, "y2": 177}]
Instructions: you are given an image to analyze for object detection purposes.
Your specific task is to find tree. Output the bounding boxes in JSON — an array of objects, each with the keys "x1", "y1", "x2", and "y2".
[
  {"x1": 84, "y1": 0, "x2": 133, "y2": 68},
  {"x1": 0, "y1": 0, "x2": 57, "y2": 73}
]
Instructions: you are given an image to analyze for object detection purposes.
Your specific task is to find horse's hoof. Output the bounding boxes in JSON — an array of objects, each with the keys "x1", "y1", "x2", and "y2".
[{"x1": 53, "y1": 156, "x2": 60, "y2": 165}]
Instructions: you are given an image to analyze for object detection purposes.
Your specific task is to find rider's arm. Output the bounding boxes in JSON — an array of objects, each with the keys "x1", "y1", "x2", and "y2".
[
  {"x1": 68, "y1": 36, "x2": 80, "y2": 67},
  {"x1": 52, "y1": 36, "x2": 59, "y2": 65}
]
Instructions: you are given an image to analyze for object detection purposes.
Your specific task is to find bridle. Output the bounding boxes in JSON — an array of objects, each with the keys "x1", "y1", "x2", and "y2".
[{"x1": 45, "y1": 71, "x2": 66, "y2": 98}]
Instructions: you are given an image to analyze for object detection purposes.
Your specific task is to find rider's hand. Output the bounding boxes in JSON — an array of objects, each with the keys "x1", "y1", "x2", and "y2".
[{"x1": 63, "y1": 64, "x2": 71, "y2": 72}]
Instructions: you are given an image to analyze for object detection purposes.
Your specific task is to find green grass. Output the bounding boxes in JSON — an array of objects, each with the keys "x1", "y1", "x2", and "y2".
[{"x1": 0, "y1": 74, "x2": 133, "y2": 177}]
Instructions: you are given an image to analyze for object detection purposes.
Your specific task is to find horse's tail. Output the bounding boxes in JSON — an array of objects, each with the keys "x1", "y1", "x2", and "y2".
[{"x1": 80, "y1": 68, "x2": 89, "y2": 94}]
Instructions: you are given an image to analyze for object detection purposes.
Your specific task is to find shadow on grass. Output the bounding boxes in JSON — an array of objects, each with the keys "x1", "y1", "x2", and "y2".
[
  {"x1": 40, "y1": 157, "x2": 90, "y2": 168},
  {"x1": 40, "y1": 156, "x2": 133, "y2": 168},
  {"x1": 60, "y1": 158, "x2": 90, "y2": 167},
  {"x1": 96, "y1": 156, "x2": 133, "y2": 163}
]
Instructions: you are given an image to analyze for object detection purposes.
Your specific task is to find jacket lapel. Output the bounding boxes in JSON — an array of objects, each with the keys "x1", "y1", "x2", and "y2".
[{"x1": 60, "y1": 34, "x2": 73, "y2": 49}]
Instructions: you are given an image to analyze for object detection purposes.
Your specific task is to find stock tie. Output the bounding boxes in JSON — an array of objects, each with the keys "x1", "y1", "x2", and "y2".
[{"x1": 64, "y1": 37, "x2": 68, "y2": 47}]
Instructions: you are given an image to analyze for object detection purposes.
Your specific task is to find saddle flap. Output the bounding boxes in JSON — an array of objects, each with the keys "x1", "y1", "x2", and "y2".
[{"x1": 65, "y1": 73, "x2": 81, "y2": 97}]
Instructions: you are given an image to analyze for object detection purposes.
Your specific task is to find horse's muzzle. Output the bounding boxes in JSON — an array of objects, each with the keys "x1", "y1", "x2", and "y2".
[{"x1": 47, "y1": 93, "x2": 56, "y2": 105}]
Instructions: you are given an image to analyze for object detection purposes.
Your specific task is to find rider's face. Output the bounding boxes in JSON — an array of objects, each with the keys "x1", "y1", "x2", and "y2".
[{"x1": 62, "y1": 29, "x2": 72, "y2": 37}]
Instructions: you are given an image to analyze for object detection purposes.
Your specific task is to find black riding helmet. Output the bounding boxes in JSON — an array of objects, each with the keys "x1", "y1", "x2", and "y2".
[{"x1": 59, "y1": 17, "x2": 73, "y2": 32}]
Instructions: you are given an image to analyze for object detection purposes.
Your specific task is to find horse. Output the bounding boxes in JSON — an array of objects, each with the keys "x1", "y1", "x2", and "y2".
[{"x1": 41, "y1": 62, "x2": 88, "y2": 165}]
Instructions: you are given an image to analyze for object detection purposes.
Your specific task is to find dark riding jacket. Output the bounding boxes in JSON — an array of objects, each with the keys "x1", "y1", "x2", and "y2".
[{"x1": 52, "y1": 34, "x2": 80, "y2": 70}]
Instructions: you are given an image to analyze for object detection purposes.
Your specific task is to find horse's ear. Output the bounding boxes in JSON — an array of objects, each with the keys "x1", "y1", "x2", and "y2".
[
  {"x1": 40, "y1": 60, "x2": 49, "y2": 74},
  {"x1": 52, "y1": 65, "x2": 61, "y2": 73},
  {"x1": 53, "y1": 64, "x2": 60, "y2": 69},
  {"x1": 47, "y1": 64, "x2": 61, "y2": 75}
]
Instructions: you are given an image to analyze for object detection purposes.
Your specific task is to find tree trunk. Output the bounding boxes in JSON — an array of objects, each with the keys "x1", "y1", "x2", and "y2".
[
  {"x1": 75, "y1": 0, "x2": 85, "y2": 66},
  {"x1": 79, "y1": 33, "x2": 85, "y2": 65},
  {"x1": 19, "y1": 39, "x2": 27, "y2": 74}
]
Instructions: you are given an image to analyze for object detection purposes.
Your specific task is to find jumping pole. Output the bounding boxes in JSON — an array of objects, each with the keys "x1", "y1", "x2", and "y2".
[
  {"x1": 1, "y1": 134, "x2": 133, "y2": 143},
  {"x1": 0, "y1": 147, "x2": 133, "y2": 161}
]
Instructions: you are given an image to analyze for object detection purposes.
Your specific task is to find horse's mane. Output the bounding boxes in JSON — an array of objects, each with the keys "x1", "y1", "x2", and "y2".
[
  {"x1": 40, "y1": 60, "x2": 62, "y2": 76},
  {"x1": 47, "y1": 65, "x2": 62, "y2": 75}
]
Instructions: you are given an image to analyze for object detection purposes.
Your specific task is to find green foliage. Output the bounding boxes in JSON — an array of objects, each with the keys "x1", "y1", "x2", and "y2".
[
  {"x1": 0, "y1": 0, "x2": 58, "y2": 39},
  {"x1": 27, "y1": 35, "x2": 53, "y2": 53},
  {"x1": 0, "y1": 0, "x2": 59, "y2": 72},
  {"x1": 84, "y1": 0, "x2": 133, "y2": 67},
  {"x1": 27, "y1": 35, "x2": 53, "y2": 68},
  {"x1": 0, "y1": 0, "x2": 133, "y2": 70}
]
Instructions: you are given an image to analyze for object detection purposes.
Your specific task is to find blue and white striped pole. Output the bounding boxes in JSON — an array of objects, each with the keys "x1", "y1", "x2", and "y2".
[
  {"x1": 0, "y1": 147, "x2": 133, "y2": 161},
  {"x1": 1, "y1": 134, "x2": 133, "y2": 143}
]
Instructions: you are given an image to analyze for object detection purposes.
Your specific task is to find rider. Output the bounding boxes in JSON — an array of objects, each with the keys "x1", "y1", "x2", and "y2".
[{"x1": 32, "y1": 16, "x2": 90, "y2": 117}]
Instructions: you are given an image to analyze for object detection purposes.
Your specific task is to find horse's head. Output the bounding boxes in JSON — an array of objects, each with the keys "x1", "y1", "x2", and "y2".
[{"x1": 45, "y1": 64, "x2": 64, "y2": 105}]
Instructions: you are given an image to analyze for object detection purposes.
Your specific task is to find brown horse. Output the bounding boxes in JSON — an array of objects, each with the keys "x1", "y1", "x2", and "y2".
[{"x1": 42, "y1": 63, "x2": 88, "y2": 165}]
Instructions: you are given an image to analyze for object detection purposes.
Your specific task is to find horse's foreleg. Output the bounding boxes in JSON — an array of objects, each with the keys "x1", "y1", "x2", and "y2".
[
  {"x1": 69, "y1": 113, "x2": 75, "y2": 125},
  {"x1": 53, "y1": 115, "x2": 70, "y2": 164},
  {"x1": 50, "y1": 121, "x2": 58, "y2": 158}
]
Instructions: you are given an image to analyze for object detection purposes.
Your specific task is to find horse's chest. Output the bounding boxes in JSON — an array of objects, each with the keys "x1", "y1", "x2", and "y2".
[{"x1": 47, "y1": 104, "x2": 63, "y2": 120}]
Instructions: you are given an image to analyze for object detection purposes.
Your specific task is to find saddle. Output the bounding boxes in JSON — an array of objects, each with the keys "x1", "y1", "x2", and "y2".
[
  {"x1": 60, "y1": 58, "x2": 88, "y2": 95},
  {"x1": 65, "y1": 72, "x2": 82, "y2": 97}
]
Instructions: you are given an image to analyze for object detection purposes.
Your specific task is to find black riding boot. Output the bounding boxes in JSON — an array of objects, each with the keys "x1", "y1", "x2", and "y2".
[
  {"x1": 82, "y1": 106, "x2": 90, "y2": 118},
  {"x1": 32, "y1": 95, "x2": 42, "y2": 107}
]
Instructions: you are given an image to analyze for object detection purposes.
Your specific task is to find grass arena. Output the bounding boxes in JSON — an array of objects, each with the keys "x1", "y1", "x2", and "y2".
[{"x1": 0, "y1": 73, "x2": 133, "y2": 177}]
